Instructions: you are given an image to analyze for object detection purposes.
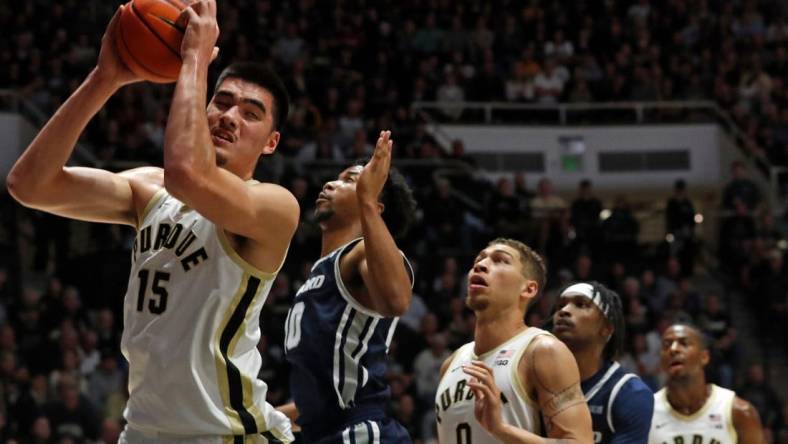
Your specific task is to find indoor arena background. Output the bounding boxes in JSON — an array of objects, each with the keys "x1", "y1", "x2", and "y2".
[{"x1": 0, "y1": 1, "x2": 787, "y2": 443}]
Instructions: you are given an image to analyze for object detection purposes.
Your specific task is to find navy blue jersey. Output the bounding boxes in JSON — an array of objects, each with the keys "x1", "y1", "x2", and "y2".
[
  {"x1": 583, "y1": 361, "x2": 654, "y2": 444},
  {"x1": 284, "y1": 239, "x2": 413, "y2": 442}
]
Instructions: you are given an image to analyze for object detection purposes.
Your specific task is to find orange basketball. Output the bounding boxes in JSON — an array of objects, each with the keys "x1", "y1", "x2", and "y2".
[{"x1": 115, "y1": 0, "x2": 187, "y2": 83}]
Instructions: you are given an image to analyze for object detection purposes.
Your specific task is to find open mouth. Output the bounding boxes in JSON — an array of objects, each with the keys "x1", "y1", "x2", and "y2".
[
  {"x1": 554, "y1": 319, "x2": 574, "y2": 330},
  {"x1": 669, "y1": 359, "x2": 685, "y2": 371},
  {"x1": 468, "y1": 274, "x2": 488, "y2": 290}
]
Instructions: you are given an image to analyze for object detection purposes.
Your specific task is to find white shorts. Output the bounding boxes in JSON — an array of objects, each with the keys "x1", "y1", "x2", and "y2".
[{"x1": 119, "y1": 426, "x2": 274, "y2": 444}]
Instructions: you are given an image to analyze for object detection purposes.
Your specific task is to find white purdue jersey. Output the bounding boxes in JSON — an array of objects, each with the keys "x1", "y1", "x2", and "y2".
[
  {"x1": 649, "y1": 384, "x2": 737, "y2": 444},
  {"x1": 121, "y1": 189, "x2": 292, "y2": 441},
  {"x1": 435, "y1": 327, "x2": 550, "y2": 444}
]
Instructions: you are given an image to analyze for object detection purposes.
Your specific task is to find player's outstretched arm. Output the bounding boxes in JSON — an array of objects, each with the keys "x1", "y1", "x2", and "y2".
[
  {"x1": 353, "y1": 131, "x2": 412, "y2": 316},
  {"x1": 732, "y1": 397, "x2": 766, "y2": 444},
  {"x1": 7, "y1": 7, "x2": 150, "y2": 226},
  {"x1": 163, "y1": 0, "x2": 298, "y2": 266}
]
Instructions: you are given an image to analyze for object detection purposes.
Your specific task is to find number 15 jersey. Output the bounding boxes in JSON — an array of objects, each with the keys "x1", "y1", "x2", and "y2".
[{"x1": 123, "y1": 189, "x2": 292, "y2": 441}]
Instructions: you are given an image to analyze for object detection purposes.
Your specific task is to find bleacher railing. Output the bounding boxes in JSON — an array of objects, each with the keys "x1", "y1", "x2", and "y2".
[{"x1": 412, "y1": 100, "x2": 784, "y2": 213}]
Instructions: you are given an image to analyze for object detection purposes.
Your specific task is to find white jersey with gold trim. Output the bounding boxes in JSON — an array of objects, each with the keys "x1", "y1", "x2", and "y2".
[
  {"x1": 435, "y1": 327, "x2": 551, "y2": 444},
  {"x1": 649, "y1": 384, "x2": 737, "y2": 444},
  {"x1": 121, "y1": 189, "x2": 292, "y2": 441}
]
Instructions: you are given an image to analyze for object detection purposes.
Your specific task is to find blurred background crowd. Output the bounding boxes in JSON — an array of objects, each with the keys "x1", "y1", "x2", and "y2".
[{"x1": 0, "y1": 0, "x2": 787, "y2": 443}]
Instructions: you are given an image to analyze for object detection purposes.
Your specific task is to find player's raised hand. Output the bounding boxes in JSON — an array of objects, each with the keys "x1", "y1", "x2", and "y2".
[
  {"x1": 176, "y1": 0, "x2": 220, "y2": 64},
  {"x1": 95, "y1": 6, "x2": 140, "y2": 87},
  {"x1": 356, "y1": 130, "x2": 393, "y2": 206},
  {"x1": 463, "y1": 361, "x2": 507, "y2": 437}
]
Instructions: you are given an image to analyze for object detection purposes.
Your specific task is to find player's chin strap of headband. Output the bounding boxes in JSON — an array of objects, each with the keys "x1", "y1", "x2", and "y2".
[{"x1": 560, "y1": 282, "x2": 611, "y2": 321}]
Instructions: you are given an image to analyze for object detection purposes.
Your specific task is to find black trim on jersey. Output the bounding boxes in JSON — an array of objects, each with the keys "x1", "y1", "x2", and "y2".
[
  {"x1": 233, "y1": 435, "x2": 244, "y2": 444},
  {"x1": 261, "y1": 431, "x2": 285, "y2": 443},
  {"x1": 220, "y1": 275, "x2": 261, "y2": 434}
]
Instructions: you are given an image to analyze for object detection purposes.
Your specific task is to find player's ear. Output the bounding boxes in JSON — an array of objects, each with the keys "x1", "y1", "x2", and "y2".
[
  {"x1": 376, "y1": 201, "x2": 384, "y2": 214},
  {"x1": 600, "y1": 321, "x2": 614, "y2": 342},
  {"x1": 700, "y1": 348, "x2": 710, "y2": 366},
  {"x1": 520, "y1": 279, "x2": 538, "y2": 301},
  {"x1": 262, "y1": 131, "x2": 280, "y2": 155}
]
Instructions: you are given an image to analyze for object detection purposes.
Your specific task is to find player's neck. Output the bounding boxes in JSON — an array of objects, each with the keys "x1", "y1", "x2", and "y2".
[
  {"x1": 320, "y1": 223, "x2": 362, "y2": 257},
  {"x1": 473, "y1": 311, "x2": 527, "y2": 355},
  {"x1": 573, "y1": 345, "x2": 606, "y2": 381},
  {"x1": 666, "y1": 377, "x2": 711, "y2": 416}
]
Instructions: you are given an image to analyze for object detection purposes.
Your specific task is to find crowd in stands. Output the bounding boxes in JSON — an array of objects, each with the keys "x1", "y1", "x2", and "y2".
[{"x1": 1, "y1": 0, "x2": 787, "y2": 443}]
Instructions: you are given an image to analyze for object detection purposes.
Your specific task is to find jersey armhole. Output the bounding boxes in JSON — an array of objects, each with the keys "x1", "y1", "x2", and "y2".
[
  {"x1": 333, "y1": 238, "x2": 414, "y2": 318},
  {"x1": 510, "y1": 334, "x2": 545, "y2": 408},
  {"x1": 137, "y1": 187, "x2": 167, "y2": 230},
  {"x1": 606, "y1": 373, "x2": 637, "y2": 432}
]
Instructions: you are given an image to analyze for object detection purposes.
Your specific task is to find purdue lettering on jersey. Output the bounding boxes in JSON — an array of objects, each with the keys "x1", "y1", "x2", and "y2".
[
  {"x1": 121, "y1": 189, "x2": 291, "y2": 440},
  {"x1": 435, "y1": 328, "x2": 549, "y2": 444},
  {"x1": 649, "y1": 385, "x2": 737, "y2": 444},
  {"x1": 133, "y1": 221, "x2": 210, "y2": 272}
]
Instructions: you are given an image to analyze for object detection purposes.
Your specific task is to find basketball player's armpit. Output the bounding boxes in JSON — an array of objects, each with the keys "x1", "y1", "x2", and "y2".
[{"x1": 541, "y1": 383, "x2": 585, "y2": 418}]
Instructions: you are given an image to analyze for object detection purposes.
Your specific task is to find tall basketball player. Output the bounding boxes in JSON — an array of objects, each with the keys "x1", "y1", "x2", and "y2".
[
  {"x1": 280, "y1": 131, "x2": 418, "y2": 443},
  {"x1": 435, "y1": 238, "x2": 593, "y2": 443},
  {"x1": 8, "y1": 2, "x2": 297, "y2": 442},
  {"x1": 552, "y1": 282, "x2": 654, "y2": 443},
  {"x1": 648, "y1": 324, "x2": 765, "y2": 444}
]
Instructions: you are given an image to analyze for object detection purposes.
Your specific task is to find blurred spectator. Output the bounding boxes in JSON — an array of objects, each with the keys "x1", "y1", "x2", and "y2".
[
  {"x1": 44, "y1": 375, "x2": 100, "y2": 442},
  {"x1": 723, "y1": 161, "x2": 762, "y2": 212},
  {"x1": 697, "y1": 293, "x2": 737, "y2": 388},
  {"x1": 665, "y1": 179, "x2": 697, "y2": 275},
  {"x1": 601, "y1": 196, "x2": 639, "y2": 265},
  {"x1": 569, "y1": 179, "x2": 602, "y2": 256},
  {"x1": 86, "y1": 350, "x2": 123, "y2": 418},
  {"x1": 534, "y1": 58, "x2": 565, "y2": 103},
  {"x1": 436, "y1": 72, "x2": 465, "y2": 120},
  {"x1": 487, "y1": 177, "x2": 524, "y2": 239},
  {"x1": 738, "y1": 364, "x2": 783, "y2": 430}
]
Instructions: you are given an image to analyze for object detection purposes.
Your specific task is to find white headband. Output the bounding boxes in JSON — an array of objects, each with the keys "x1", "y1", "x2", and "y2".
[{"x1": 560, "y1": 282, "x2": 610, "y2": 319}]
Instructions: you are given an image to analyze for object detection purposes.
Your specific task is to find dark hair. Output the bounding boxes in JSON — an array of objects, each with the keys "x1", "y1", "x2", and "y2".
[
  {"x1": 487, "y1": 238, "x2": 547, "y2": 293},
  {"x1": 215, "y1": 62, "x2": 290, "y2": 130},
  {"x1": 353, "y1": 159, "x2": 417, "y2": 239},
  {"x1": 596, "y1": 283, "x2": 625, "y2": 361}
]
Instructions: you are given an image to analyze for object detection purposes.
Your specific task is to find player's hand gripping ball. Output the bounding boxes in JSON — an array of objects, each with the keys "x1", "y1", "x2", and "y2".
[{"x1": 114, "y1": 0, "x2": 187, "y2": 83}]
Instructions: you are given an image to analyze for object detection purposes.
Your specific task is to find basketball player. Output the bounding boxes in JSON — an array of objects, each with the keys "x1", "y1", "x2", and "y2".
[
  {"x1": 8, "y1": 2, "x2": 297, "y2": 442},
  {"x1": 552, "y1": 282, "x2": 654, "y2": 443},
  {"x1": 278, "y1": 130, "x2": 418, "y2": 443},
  {"x1": 436, "y1": 238, "x2": 593, "y2": 443},
  {"x1": 649, "y1": 324, "x2": 765, "y2": 444}
]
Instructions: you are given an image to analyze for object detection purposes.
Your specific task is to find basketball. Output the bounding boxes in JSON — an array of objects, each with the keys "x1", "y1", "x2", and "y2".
[{"x1": 115, "y1": 0, "x2": 187, "y2": 83}]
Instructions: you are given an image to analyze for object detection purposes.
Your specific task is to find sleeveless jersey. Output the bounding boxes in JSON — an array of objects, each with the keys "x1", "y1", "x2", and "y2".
[
  {"x1": 435, "y1": 327, "x2": 551, "y2": 444},
  {"x1": 284, "y1": 238, "x2": 413, "y2": 442},
  {"x1": 583, "y1": 361, "x2": 654, "y2": 443},
  {"x1": 649, "y1": 384, "x2": 737, "y2": 444},
  {"x1": 122, "y1": 189, "x2": 292, "y2": 441}
]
